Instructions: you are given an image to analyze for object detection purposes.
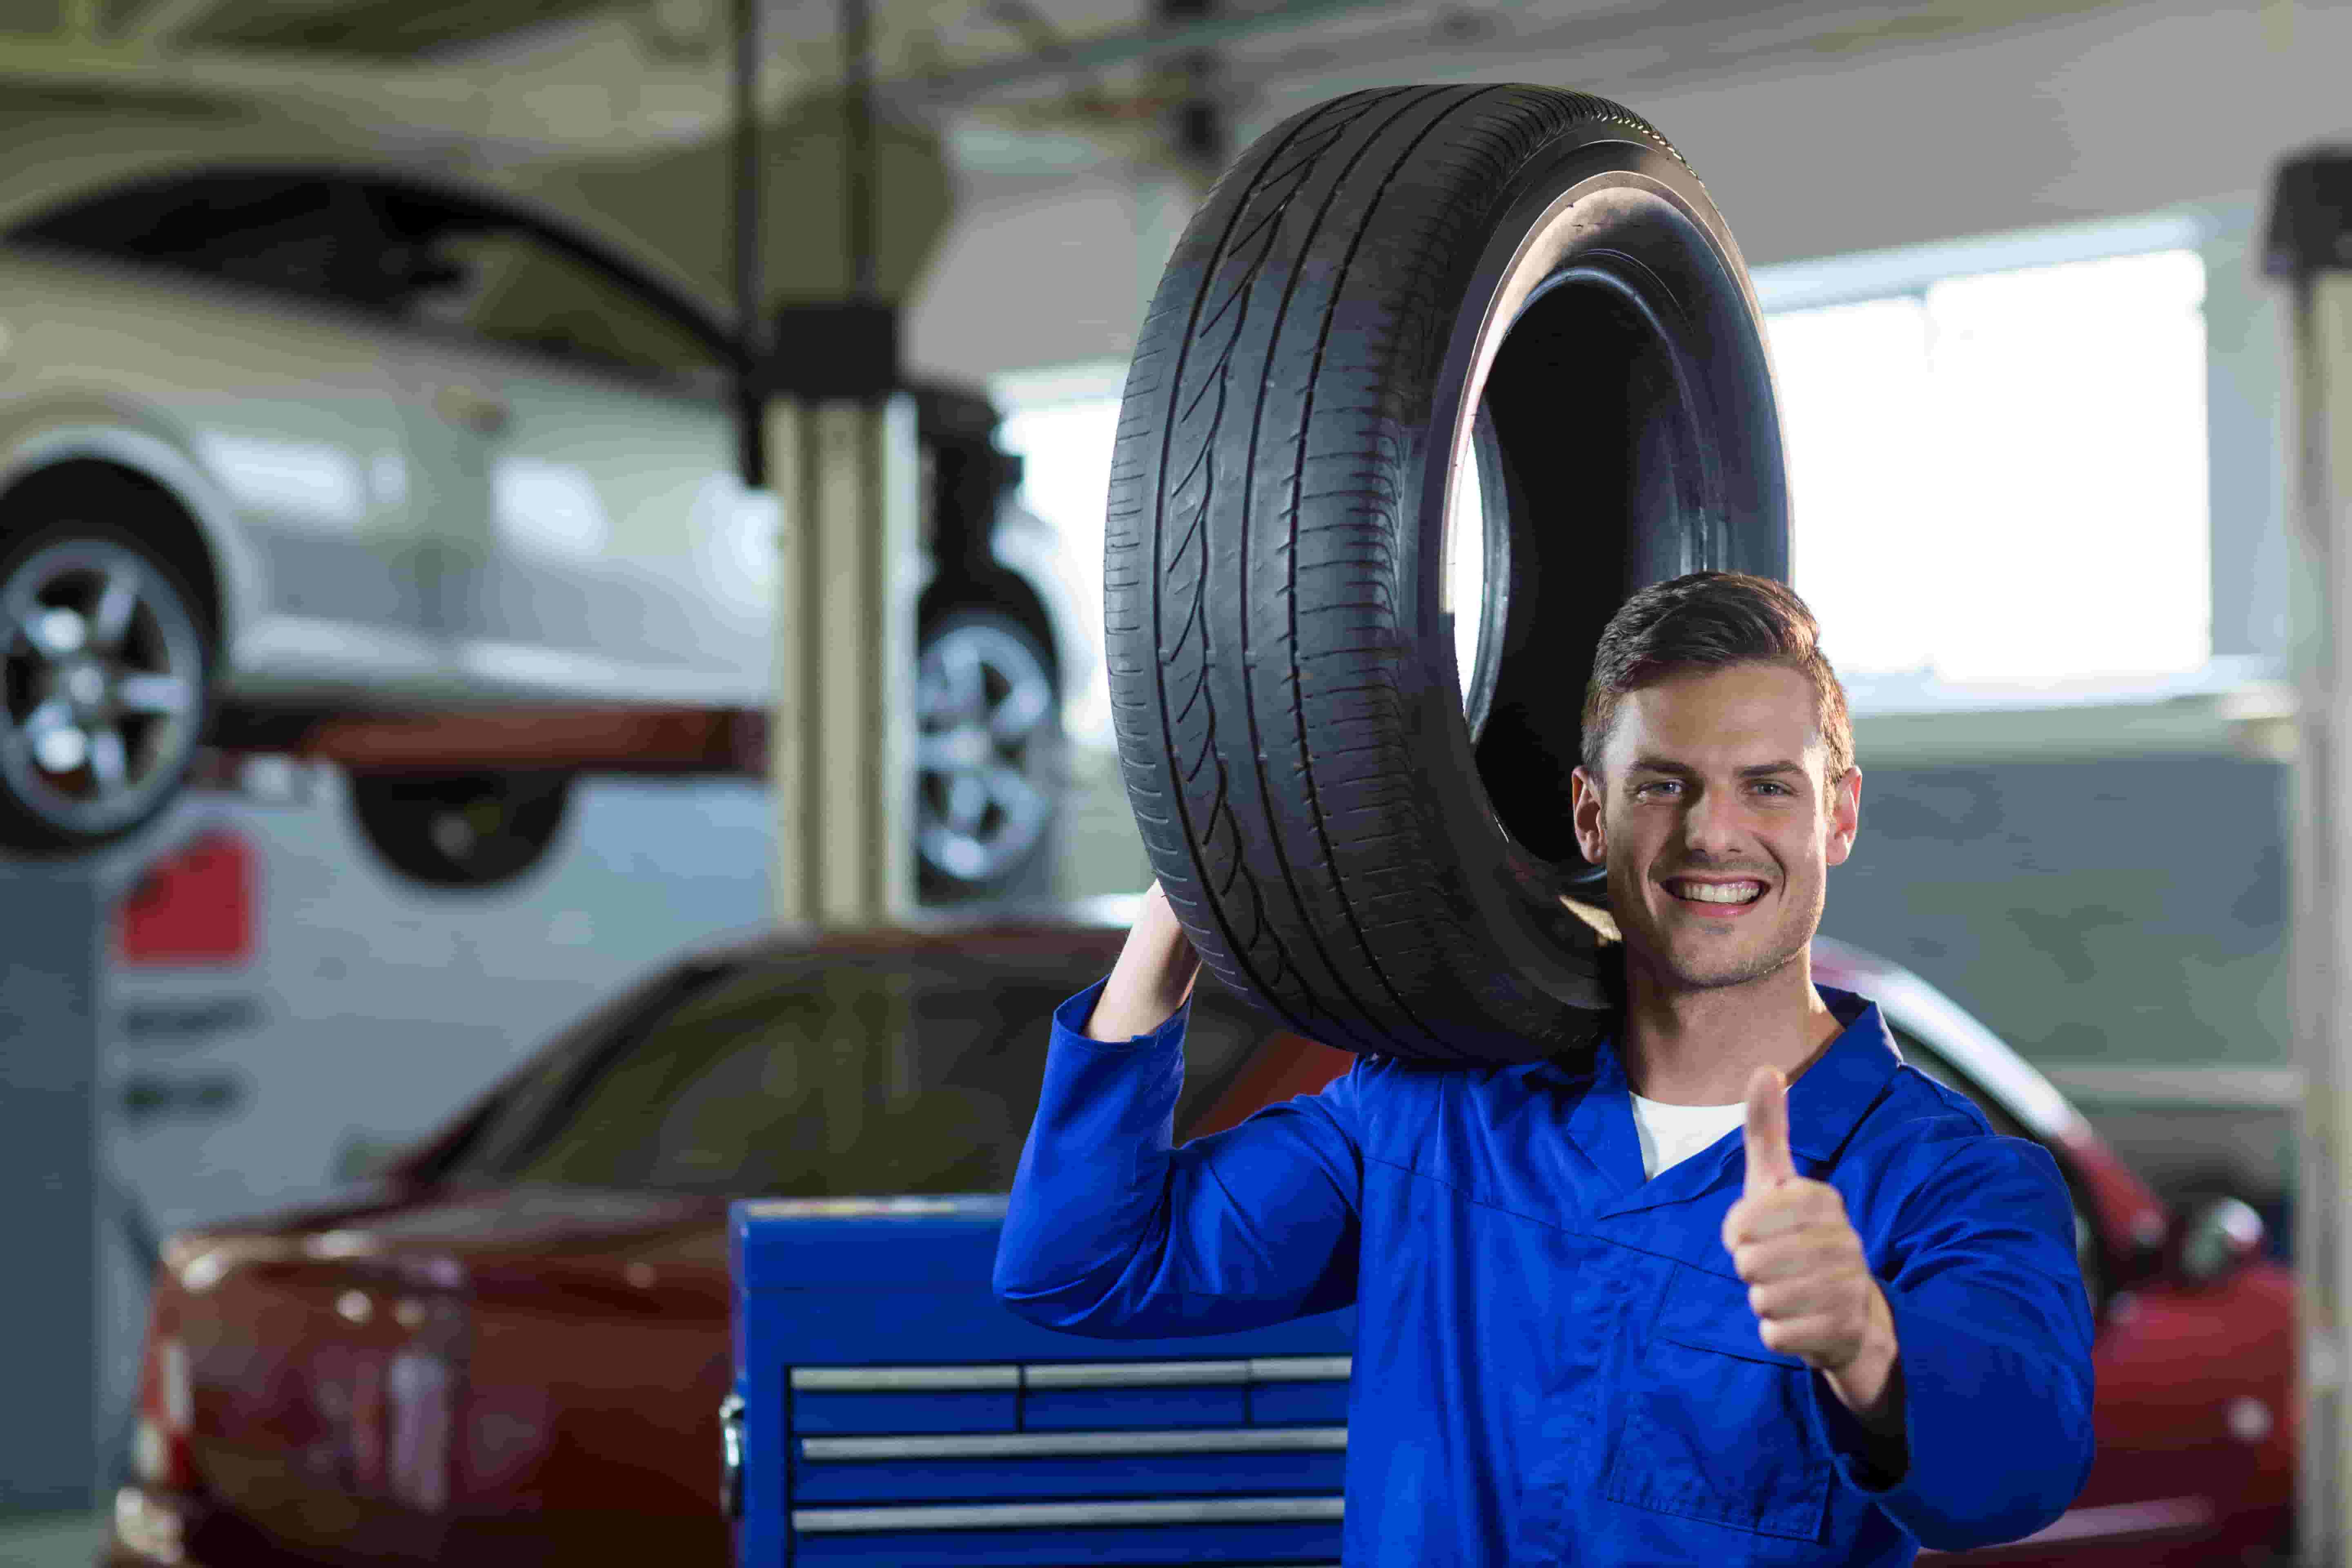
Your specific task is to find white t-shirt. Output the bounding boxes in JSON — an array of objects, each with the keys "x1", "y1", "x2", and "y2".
[{"x1": 1628, "y1": 1091, "x2": 1747, "y2": 1180}]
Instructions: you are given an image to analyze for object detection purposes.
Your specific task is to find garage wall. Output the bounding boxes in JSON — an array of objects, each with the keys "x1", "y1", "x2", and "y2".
[
  {"x1": 906, "y1": 165, "x2": 1150, "y2": 386},
  {"x1": 1820, "y1": 754, "x2": 2293, "y2": 1197}
]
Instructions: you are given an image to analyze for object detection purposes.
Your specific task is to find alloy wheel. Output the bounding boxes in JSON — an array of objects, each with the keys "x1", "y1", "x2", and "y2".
[
  {"x1": 915, "y1": 615, "x2": 1057, "y2": 886},
  {"x1": 0, "y1": 537, "x2": 205, "y2": 840}
]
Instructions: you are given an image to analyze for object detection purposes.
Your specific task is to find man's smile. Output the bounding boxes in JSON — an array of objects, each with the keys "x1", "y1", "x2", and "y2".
[{"x1": 1662, "y1": 875, "x2": 1771, "y2": 916}]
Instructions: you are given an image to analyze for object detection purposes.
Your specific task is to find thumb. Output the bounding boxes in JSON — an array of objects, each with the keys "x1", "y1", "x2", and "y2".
[{"x1": 1743, "y1": 1066, "x2": 1794, "y2": 1195}]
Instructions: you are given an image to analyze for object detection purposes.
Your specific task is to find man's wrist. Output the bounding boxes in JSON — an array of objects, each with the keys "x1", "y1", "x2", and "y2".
[{"x1": 1822, "y1": 1285, "x2": 1907, "y2": 1468}]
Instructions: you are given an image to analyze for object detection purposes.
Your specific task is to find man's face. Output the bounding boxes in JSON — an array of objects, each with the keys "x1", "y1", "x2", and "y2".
[{"x1": 1569, "y1": 663, "x2": 1860, "y2": 994}]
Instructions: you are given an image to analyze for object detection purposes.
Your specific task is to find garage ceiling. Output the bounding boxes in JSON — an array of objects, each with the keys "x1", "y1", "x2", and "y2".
[
  {"x1": 0, "y1": 0, "x2": 2144, "y2": 315},
  {"x1": 0, "y1": 0, "x2": 2154, "y2": 156}
]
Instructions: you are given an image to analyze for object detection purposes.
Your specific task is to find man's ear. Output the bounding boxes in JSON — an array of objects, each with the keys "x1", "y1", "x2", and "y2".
[
  {"x1": 1824, "y1": 764, "x2": 1862, "y2": 868},
  {"x1": 1570, "y1": 766, "x2": 1606, "y2": 863}
]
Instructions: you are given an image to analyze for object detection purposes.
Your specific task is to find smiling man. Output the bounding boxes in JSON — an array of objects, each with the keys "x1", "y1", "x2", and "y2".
[{"x1": 997, "y1": 570, "x2": 2095, "y2": 1566}]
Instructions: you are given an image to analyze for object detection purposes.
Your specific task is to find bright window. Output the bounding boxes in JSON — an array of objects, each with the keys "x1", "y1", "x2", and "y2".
[
  {"x1": 1000, "y1": 243, "x2": 2216, "y2": 738},
  {"x1": 1769, "y1": 247, "x2": 2210, "y2": 687},
  {"x1": 998, "y1": 391, "x2": 1121, "y2": 747}
]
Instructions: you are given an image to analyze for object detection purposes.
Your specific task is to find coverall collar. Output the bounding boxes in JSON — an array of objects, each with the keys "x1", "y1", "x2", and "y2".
[{"x1": 1557, "y1": 983, "x2": 1900, "y2": 1219}]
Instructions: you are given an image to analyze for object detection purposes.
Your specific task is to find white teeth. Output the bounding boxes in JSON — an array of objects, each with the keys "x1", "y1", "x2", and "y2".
[{"x1": 1674, "y1": 881, "x2": 1763, "y2": 904}]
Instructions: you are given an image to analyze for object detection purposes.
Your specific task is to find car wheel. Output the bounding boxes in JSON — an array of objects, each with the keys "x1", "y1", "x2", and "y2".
[
  {"x1": 1105, "y1": 85, "x2": 1788, "y2": 1064},
  {"x1": 0, "y1": 514, "x2": 214, "y2": 855},
  {"x1": 915, "y1": 609, "x2": 1060, "y2": 896},
  {"x1": 348, "y1": 770, "x2": 573, "y2": 891}
]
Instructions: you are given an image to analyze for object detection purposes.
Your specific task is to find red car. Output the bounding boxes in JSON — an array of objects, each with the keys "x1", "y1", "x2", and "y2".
[{"x1": 105, "y1": 916, "x2": 2292, "y2": 1566}]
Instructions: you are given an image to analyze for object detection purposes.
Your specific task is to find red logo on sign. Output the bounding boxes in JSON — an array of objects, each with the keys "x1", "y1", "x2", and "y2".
[{"x1": 116, "y1": 829, "x2": 256, "y2": 966}]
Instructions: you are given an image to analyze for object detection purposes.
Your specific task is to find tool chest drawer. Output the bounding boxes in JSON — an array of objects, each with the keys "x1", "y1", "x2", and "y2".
[{"x1": 731, "y1": 1196, "x2": 1354, "y2": 1566}]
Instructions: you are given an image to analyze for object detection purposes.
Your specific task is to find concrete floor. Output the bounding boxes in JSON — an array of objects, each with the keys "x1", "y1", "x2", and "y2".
[{"x1": 0, "y1": 1510, "x2": 105, "y2": 1568}]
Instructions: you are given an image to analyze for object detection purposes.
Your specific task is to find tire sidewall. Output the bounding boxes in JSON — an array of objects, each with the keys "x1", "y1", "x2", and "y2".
[{"x1": 1406, "y1": 132, "x2": 1790, "y2": 1012}]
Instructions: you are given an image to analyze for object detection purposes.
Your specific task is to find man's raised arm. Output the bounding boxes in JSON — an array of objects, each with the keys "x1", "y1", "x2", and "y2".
[{"x1": 993, "y1": 884, "x2": 1364, "y2": 1336}]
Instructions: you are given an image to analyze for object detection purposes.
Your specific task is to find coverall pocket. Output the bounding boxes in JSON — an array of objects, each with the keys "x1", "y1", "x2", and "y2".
[{"x1": 1599, "y1": 1265, "x2": 1833, "y2": 1543}]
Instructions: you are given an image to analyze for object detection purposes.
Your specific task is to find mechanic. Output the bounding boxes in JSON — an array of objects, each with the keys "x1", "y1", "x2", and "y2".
[{"x1": 995, "y1": 570, "x2": 2095, "y2": 1566}]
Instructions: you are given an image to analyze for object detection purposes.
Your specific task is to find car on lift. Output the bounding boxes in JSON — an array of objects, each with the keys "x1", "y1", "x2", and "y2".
[
  {"x1": 0, "y1": 165, "x2": 1075, "y2": 897},
  {"x1": 103, "y1": 917, "x2": 2293, "y2": 1568}
]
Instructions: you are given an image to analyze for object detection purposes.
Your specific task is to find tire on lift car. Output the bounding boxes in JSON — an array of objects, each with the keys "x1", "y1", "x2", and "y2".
[
  {"x1": 915, "y1": 606, "x2": 1063, "y2": 900},
  {"x1": 0, "y1": 510, "x2": 215, "y2": 855},
  {"x1": 347, "y1": 769, "x2": 575, "y2": 891},
  {"x1": 1105, "y1": 84, "x2": 1789, "y2": 1065}
]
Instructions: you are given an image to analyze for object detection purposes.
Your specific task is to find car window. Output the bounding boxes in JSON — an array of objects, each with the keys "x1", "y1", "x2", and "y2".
[
  {"x1": 12, "y1": 173, "x2": 404, "y2": 312},
  {"x1": 468, "y1": 949, "x2": 1267, "y2": 1198},
  {"x1": 393, "y1": 223, "x2": 723, "y2": 380}
]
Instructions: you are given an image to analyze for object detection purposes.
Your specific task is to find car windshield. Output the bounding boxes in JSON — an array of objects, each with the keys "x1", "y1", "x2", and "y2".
[{"x1": 445, "y1": 944, "x2": 1271, "y2": 1199}]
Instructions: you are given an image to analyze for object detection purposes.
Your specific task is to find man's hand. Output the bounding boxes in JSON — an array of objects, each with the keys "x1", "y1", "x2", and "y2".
[
  {"x1": 1083, "y1": 882, "x2": 1205, "y2": 1043},
  {"x1": 1722, "y1": 1066, "x2": 1905, "y2": 1451}
]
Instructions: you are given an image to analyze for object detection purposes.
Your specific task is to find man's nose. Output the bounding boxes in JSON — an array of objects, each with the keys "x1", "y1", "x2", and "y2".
[{"x1": 1679, "y1": 784, "x2": 1747, "y2": 855}]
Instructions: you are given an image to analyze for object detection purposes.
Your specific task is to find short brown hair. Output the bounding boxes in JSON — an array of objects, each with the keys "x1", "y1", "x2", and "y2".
[{"x1": 1579, "y1": 571, "x2": 1853, "y2": 789}]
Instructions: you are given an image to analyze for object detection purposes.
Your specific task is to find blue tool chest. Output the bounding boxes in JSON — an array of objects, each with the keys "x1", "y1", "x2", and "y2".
[{"x1": 729, "y1": 1194, "x2": 1355, "y2": 1566}]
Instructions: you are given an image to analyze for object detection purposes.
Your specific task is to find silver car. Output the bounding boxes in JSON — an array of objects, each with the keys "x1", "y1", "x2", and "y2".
[{"x1": 0, "y1": 165, "x2": 1076, "y2": 893}]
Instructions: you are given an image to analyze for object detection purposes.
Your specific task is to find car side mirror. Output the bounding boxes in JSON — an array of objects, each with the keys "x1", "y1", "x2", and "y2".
[{"x1": 2174, "y1": 1196, "x2": 2267, "y2": 1285}]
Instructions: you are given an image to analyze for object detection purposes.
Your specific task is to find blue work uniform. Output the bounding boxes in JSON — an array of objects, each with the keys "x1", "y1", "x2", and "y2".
[{"x1": 994, "y1": 979, "x2": 2096, "y2": 1566}]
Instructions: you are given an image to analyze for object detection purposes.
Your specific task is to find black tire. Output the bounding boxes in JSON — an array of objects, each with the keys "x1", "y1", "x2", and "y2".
[
  {"x1": 1106, "y1": 85, "x2": 1788, "y2": 1065},
  {"x1": 915, "y1": 607, "x2": 1062, "y2": 899},
  {"x1": 349, "y1": 770, "x2": 573, "y2": 891},
  {"x1": 0, "y1": 512, "x2": 214, "y2": 855}
]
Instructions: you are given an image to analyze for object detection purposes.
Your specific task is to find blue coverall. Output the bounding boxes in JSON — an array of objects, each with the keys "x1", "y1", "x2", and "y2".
[{"x1": 994, "y1": 979, "x2": 2097, "y2": 1566}]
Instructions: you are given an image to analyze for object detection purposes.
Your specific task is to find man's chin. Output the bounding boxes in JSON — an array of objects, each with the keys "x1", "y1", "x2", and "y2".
[{"x1": 1650, "y1": 931, "x2": 1808, "y2": 993}]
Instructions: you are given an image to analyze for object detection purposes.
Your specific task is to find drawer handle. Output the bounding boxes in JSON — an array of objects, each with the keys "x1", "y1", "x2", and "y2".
[
  {"x1": 793, "y1": 1495, "x2": 1345, "y2": 1533},
  {"x1": 801, "y1": 1425, "x2": 1348, "y2": 1461},
  {"x1": 791, "y1": 1365, "x2": 1018, "y2": 1392},
  {"x1": 787, "y1": 1356, "x2": 1353, "y2": 1393},
  {"x1": 1025, "y1": 1359, "x2": 1249, "y2": 1388}
]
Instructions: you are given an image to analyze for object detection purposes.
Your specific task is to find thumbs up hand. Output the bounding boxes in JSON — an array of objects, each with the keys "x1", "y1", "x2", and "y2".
[{"x1": 1721, "y1": 1067, "x2": 1904, "y2": 1429}]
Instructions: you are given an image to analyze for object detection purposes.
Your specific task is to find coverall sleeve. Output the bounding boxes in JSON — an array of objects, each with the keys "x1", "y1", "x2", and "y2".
[
  {"x1": 992, "y1": 976, "x2": 1364, "y2": 1337},
  {"x1": 1805, "y1": 1135, "x2": 2098, "y2": 1551}
]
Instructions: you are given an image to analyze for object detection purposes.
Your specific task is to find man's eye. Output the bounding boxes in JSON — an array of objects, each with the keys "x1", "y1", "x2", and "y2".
[
  {"x1": 1634, "y1": 781, "x2": 1679, "y2": 798},
  {"x1": 1754, "y1": 781, "x2": 1790, "y2": 796}
]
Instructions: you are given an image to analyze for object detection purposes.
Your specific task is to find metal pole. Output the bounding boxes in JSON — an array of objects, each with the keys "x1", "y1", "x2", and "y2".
[
  {"x1": 842, "y1": 0, "x2": 876, "y2": 301},
  {"x1": 2269, "y1": 148, "x2": 2352, "y2": 1568},
  {"x1": 732, "y1": 0, "x2": 765, "y2": 486}
]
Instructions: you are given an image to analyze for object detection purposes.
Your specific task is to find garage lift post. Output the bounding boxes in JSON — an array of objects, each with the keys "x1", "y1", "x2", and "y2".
[
  {"x1": 757, "y1": 0, "x2": 920, "y2": 930},
  {"x1": 2271, "y1": 149, "x2": 2352, "y2": 1566}
]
